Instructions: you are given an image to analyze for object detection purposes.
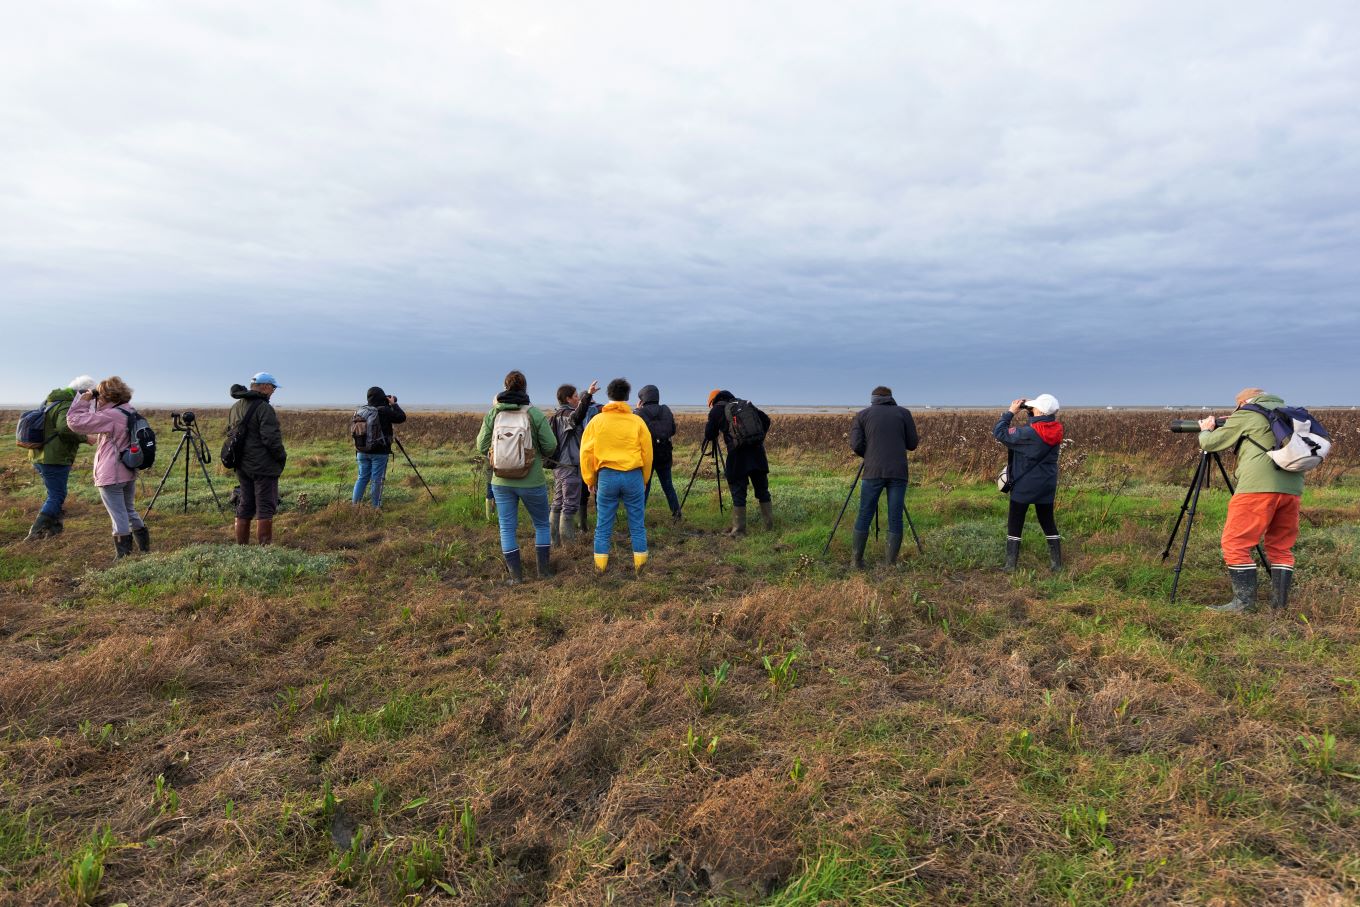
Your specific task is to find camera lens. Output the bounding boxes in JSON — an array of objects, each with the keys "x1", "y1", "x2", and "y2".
[{"x1": 182, "y1": 411, "x2": 196, "y2": 424}]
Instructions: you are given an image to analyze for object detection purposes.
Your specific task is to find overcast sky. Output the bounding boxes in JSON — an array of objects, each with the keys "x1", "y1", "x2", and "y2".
[{"x1": 2, "y1": 1, "x2": 1357, "y2": 407}]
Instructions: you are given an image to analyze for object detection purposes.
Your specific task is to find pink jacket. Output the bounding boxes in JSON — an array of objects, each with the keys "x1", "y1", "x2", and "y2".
[{"x1": 64, "y1": 396, "x2": 137, "y2": 486}]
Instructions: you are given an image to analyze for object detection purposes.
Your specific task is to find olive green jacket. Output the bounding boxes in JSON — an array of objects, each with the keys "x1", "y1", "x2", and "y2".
[
  {"x1": 28, "y1": 387, "x2": 84, "y2": 466},
  {"x1": 1198, "y1": 394, "x2": 1305, "y2": 496},
  {"x1": 475, "y1": 401, "x2": 558, "y2": 488}
]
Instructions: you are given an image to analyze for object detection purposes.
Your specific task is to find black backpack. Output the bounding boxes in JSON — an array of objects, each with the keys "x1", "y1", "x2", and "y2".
[
  {"x1": 724, "y1": 399, "x2": 767, "y2": 447},
  {"x1": 116, "y1": 407, "x2": 157, "y2": 471},
  {"x1": 220, "y1": 400, "x2": 262, "y2": 470},
  {"x1": 350, "y1": 406, "x2": 386, "y2": 453}
]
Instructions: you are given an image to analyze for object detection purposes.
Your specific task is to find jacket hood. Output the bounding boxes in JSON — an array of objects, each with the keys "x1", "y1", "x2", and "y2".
[
  {"x1": 46, "y1": 387, "x2": 77, "y2": 404},
  {"x1": 638, "y1": 385, "x2": 660, "y2": 405},
  {"x1": 495, "y1": 389, "x2": 530, "y2": 407},
  {"x1": 1243, "y1": 394, "x2": 1285, "y2": 410},
  {"x1": 710, "y1": 390, "x2": 736, "y2": 407},
  {"x1": 601, "y1": 401, "x2": 633, "y2": 414},
  {"x1": 366, "y1": 386, "x2": 387, "y2": 407},
  {"x1": 230, "y1": 383, "x2": 269, "y2": 401},
  {"x1": 1031, "y1": 416, "x2": 1064, "y2": 445},
  {"x1": 870, "y1": 394, "x2": 896, "y2": 406}
]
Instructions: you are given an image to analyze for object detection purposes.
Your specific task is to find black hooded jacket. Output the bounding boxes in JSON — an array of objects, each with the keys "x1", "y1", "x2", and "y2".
[
  {"x1": 228, "y1": 384, "x2": 287, "y2": 478},
  {"x1": 362, "y1": 386, "x2": 407, "y2": 456},
  {"x1": 633, "y1": 385, "x2": 677, "y2": 470},
  {"x1": 850, "y1": 395, "x2": 919, "y2": 480},
  {"x1": 704, "y1": 390, "x2": 770, "y2": 477}
]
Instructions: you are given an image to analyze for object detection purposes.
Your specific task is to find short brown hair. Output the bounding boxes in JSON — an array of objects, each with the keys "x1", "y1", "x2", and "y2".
[
  {"x1": 504, "y1": 370, "x2": 527, "y2": 394},
  {"x1": 97, "y1": 376, "x2": 132, "y2": 406}
]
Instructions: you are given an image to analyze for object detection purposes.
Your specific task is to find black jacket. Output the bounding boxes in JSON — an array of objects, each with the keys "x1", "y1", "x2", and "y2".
[
  {"x1": 704, "y1": 390, "x2": 770, "y2": 477},
  {"x1": 228, "y1": 384, "x2": 287, "y2": 478},
  {"x1": 634, "y1": 385, "x2": 677, "y2": 470},
  {"x1": 363, "y1": 386, "x2": 406, "y2": 456},
  {"x1": 993, "y1": 411, "x2": 1064, "y2": 505},
  {"x1": 850, "y1": 395, "x2": 919, "y2": 480},
  {"x1": 550, "y1": 391, "x2": 595, "y2": 468}
]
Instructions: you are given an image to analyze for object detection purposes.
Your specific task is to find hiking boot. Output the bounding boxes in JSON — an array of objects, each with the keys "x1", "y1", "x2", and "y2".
[
  {"x1": 549, "y1": 509, "x2": 562, "y2": 547},
  {"x1": 1270, "y1": 566, "x2": 1294, "y2": 611},
  {"x1": 536, "y1": 544, "x2": 554, "y2": 580},
  {"x1": 132, "y1": 526, "x2": 151, "y2": 553},
  {"x1": 593, "y1": 553, "x2": 609, "y2": 574},
  {"x1": 1208, "y1": 568, "x2": 1257, "y2": 613},
  {"x1": 886, "y1": 531, "x2": 903, "y2": 566},
  {"x1": 257, "y1": 519, "x2": 273, "y2": 546},
  {"x1": 851, "y1": 530, "x2": 869, "y2": 569},
  {"x1": 1004, "y1": 538, "x2": 1020, "y2": 573},
  {"x1": 727, "y1": 506, "x2": 747, "y2": 536},
  {"x1": 24, "y1": 513, "x2": 55, "y2": 542},
  {"x1": 234, "y1": 518, "x2": 251, "y2": 545},
  {"x1": 633, "y1": 551, "x2": 648, "y2": 577},
  {"x1": 758, "y1": 500, "x2": 774, "y2": 530},
  {"x1": 503, "y1": 549, "x2": 523, "y2": 585},
  {"x1": 1047, "y1": 537, "x2": 1063, "y2": 572},
  {"x1": 113, "y1": 534, "x2": 134, "y2": 560}
]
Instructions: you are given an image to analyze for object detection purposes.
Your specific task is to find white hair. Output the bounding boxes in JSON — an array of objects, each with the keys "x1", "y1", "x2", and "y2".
[{"x1": 68, "y1": 375, "x2": 97, "y2": 393}]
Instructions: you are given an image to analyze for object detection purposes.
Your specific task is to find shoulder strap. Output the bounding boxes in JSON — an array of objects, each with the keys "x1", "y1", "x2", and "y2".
[{"x1": 240, "y1": 399, "x2": 264, "y2": 437}]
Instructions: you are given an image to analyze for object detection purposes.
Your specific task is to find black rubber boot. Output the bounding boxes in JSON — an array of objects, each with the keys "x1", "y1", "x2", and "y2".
[
  {"x1": 24, "y1": 513, "x2": 55, "y2": 542},
  {"x1": 758, "y1": 500, "x2": 774, "y2": 530},
  {"x1": 536, "y1": 545, "x2": 554, "y2": 580},
  {"x1": 503, "y1": 549, "x2": 523, "y2": 586},
  {"x1": 114, "y1": 534, "x2": 134, "y2": 560},
  {"x1": 577, "y1": 505, "x2": 589, "y2": 533},
  {"x1": 886, "y1": 532, "x2": 903, "y2": 566},
  {"x1": 549, "y1": 509, "x2": 562, "y2": 547},
  {"x1": 1270, "y1": 566, "x2": 1293, "y2": 611},
  {"x1": 1046, "y1": 537, "x2": 1063, "y2": 572},
  {"x1": 1004, "y1": 538, "x2": 1020, "y2": 573},
  {"x1": 49, "y1": 516, "x2": 64, "y2": 537},
  {"x1": 133, "y1": 526, "x2": 151, "y2": 553},
  {"x1": 727, "y1": 506, "x2": 747, "y2": 536},
  {"x1": 851, "y1": 530, "x2": 869, "y2": 569},
  {"x1": 1208, "y1": 569, "x2": 1257, "y2": 613}
]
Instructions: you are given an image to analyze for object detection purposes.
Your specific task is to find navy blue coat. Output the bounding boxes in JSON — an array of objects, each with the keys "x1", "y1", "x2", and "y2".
[
  {"x1": 850, "y1": 395, "x2": 919, "y2": 480},
  {"x1": 993, "y1": 411, "x2": 1064, "y2": 505}
]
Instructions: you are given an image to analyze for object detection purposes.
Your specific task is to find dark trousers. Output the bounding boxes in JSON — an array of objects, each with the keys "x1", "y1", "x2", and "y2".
[
  {"x1": 1007, "y1": 501, "x2": 1058, "y2": 538},
  {"x1": 236, "y1": 471, "x2": 280, "y2": 519},
  {"x1": 854, "y1": 477, "x2": 906, "y2": 533},
  {"x1": 645, "y1": 463, "x2": 682, "y2": 515},
  {"x1": 726, "y1": 468, "x2": 770, "y2": 507}
]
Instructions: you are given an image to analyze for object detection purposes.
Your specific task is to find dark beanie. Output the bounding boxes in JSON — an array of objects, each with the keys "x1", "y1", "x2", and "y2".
[{"x1": 367, "y1": 386, "x2": 386, "y2": 406}]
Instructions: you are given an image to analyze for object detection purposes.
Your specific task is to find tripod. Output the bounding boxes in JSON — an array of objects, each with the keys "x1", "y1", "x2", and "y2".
[
  {"x1": 822, "y1": 463, "x2": 924, "y2": 557},
  {"x1": 390, "y1": 435, "x2": 438, "y2": 502},
  {"x1": 1161, "y1": 450, "x2": 1268, "y2": 602},
  {"x1": 146, "y1": 414, "x2": 225, "y2": 516},
  {"x1": 678, "y1": 439, "x2": 726, "y2": 516}
]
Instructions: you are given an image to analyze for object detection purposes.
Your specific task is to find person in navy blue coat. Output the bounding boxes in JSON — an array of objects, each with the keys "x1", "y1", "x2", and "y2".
[
  {"x1": 993, "y1": 393, "x2": 1065, "y2": 572},
  {"x1": 848, "y1": 386, "x2": 919, "y2": 567}
]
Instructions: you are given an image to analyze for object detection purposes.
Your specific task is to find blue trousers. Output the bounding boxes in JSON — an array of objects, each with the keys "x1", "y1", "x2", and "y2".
[
  {"x1": 353, "y1": 452, "x2": 389, "y2": 506},
  {"x1": 33, "y1": 463, "x2": 72, "y2": 518},
  {"x1": 854, "y1": 477, "x2": 906, "y2": 534},
  {"x1": 491, "y1": 483, "x2": 552, "y2": 553},
  {"x1": 645, "y1": 463, "x2": 681, "y2": 516},
  {"x1": 594, "y1": 468, "x2": 648, "y2": 556}
]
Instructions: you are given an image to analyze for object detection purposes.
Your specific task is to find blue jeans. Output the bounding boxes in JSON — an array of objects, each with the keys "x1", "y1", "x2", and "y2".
[
  {"x1": 353, "y1": 452, "x2": 390, "y2": 506},
  {"x1": 854, "y1": 477, "x2": 907, "y2": 534},
  {"x1": 33, "y1": 463, "x2": 72, "y2": 518},
  {"x1": 644, "y1": 464, "x2": 681, "y2": 516},
  {"x1": 595, "y1": 468, "x2": 647, "y2": 555},
  {"x1": 491, "y1": 484, "x2": 552, "y2": 553}
]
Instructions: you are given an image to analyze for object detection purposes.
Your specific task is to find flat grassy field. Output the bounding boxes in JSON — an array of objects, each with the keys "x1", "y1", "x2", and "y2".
[{"x1": 1, "y1": 409, "x2": 1357, "y2": 906}]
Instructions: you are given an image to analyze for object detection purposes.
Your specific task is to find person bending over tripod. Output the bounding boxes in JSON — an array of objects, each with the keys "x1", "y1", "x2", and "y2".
[
  {"x1": 704, "y1": 390, "x2": 773, "y2": 535},
  {"x1": 228, "y1": 373, "x2": 287, "y2": 545},
  {"x1": 849, "y1": 386, "x2": 919, "y2": 567},
  {"x1": 994, "y1": 394, "x2": 1064, "y2": 573},
  {"x1": 351, "y1": 386, "x2": 406, "y2": 511}
]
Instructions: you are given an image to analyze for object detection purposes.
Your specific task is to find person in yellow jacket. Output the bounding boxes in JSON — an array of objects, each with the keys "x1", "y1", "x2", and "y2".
[{"x1": 580, "y1": 377, "x2": 654, "y2": 575}]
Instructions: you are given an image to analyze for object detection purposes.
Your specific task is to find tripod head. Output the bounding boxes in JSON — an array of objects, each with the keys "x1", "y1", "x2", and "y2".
[{"x1": 171, "y1": 411, "x2": 198, "y2": 433}]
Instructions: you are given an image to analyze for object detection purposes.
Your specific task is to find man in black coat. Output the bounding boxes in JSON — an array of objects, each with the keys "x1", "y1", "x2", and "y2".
[
  {"x1": 848, "y1": 386, "x2": 920, "y2": 567},
  {"x1": 704, "y1": 389, "x2": 773, "y2": 535},
  {"x1": 228, "y1": 372, "x2": 287, "y2": 545}
]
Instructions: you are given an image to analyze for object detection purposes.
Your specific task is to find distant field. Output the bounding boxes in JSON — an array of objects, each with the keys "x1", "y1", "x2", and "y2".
[{"x1": 1, "y1": 411, "x2": 1357, "y2": 905}]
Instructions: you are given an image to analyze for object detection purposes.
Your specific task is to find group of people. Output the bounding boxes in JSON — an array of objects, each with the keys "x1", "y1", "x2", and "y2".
[{"x1": 18, "y1": 374, "x2": 1306, "y2": 612}]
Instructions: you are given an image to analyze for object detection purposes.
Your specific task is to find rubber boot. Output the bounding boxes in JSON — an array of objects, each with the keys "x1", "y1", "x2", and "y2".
[
  {"x1": 851, "y1": 530, "x2": 869, "y2": 569},
  {"x1": 1047, "y1": 537, "x2": 1063, "y2": 572},
  {"x1": 234, "y1": 518, "x2": 251, "y2": 545},
  {"x1": 503, "y1": 549, "x2": 523, "y2": 585},
  {"x1": 132, "y1": 526, "x2": 151, "y2": 553},
  {"x1": 257, "y1": 519, "x2": 273, "y2": 546},
  {"x1": 633, "y1": 551, "x2": 648, "y2": 577},
  {"x1": 759, "y1": 500, "x2": 774, "y2": 530},
  {"x1": 49, "y1": 516, "x2": 64, "y2": 537},
  {"x1": 1004, "y1": 538, "x2": 1020, "y2": 573},
  {"x1": 550, "y1": 509, "x2": 562, "y2": 547},
  {"x1": 1208, "y1": 568, "x2": 1257, "y2": 613},
  {"x1": 594, "y1": 553, "x2": 609, "y2": 574},
  {"x1": 114, "y1": 534, "x2": 134, "y2": 560},
  {"x1": 885, "y1": 532, "x2": 903, "y2": 566},
  {"x1": 536, "y1": 544, "x2": 554, "y2": 580},
  {"x1": 24, "y1": 513, "x2": 54, "y2": 542},
  {"x1": 727, "y1": 506, "x2": 747, "y2": 536},
  {"x1": 577, "y1": 506, "x2": 589, "y2": 533},
  {"x1": 561, "y1": 513, "x2": 578, "y2": 543},
  {"x1": 1270, "y1": 566, "x2": 1293, "y2": 611}
]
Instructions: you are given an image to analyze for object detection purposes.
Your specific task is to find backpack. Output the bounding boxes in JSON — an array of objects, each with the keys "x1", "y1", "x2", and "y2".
[
  {"x1": 1240, "y1": 403, "x2": 1333, "y2": 473},
  {"x1": 350, "y1": 405, "x2": 386, "y2": 453},
  {"x1": 116, "y1": 407, "x2": 157, "y2": 471},
  {"x1": 220, "y1": 400, "x2": 263, "y2": 470},
  {"x1": 724, "y1": 399, "x2": 766, "y2": 447},
  {"x1": 16, "y1": 401, "x2": 56, "y2": 450},
  {"x1": 490, "y1": 409, "x2": 536, "y2": 479}
]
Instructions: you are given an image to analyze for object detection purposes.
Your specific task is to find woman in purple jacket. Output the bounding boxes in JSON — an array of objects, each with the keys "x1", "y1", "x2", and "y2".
[{"x1": 64, "y1": 376, "x2": 149, "y2": 559}]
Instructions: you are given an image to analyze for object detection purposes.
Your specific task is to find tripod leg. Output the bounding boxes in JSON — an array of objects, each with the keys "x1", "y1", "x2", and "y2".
[
  {"x1": 679, "y1": 441, "x2": 708, "y2": 513},
  {"x1": 394, "y1": 437, "x2": 438, "y2": 502},
  {"x1": 714, "y1": 444, "x2": 724, "y2": 514},
  {"x1": 183, "y1": 439, "x2": 191, "y2": 513},
  {"x1": 904, "y1": 502, "x2": 924, "y2": 553},
  {"x1": 1161, "y1": 453, "x2": 1205, "y2": 560},
  {"x1": 145, "y1": 434, "x2": 191, "y2": 516},
  {"x1": 193, "y1": 433, "x2": 226, "y2": 513},
  {"x1": 1169, "y1": 455, "x2": 1209, "y2": 603},
  {"x1": 821, "y1": 462, "x2": 864, "y2": 557}
]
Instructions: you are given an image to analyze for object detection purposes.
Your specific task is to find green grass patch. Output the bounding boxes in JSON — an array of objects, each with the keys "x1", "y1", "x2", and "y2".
[{"x1": 90, "y1": 543, "x2": 336, "y2": 593}]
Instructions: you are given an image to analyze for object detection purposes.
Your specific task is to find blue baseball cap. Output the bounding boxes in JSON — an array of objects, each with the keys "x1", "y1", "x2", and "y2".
[{"x1": 251, "y1": 372, "x2": 280, "y2": 387}]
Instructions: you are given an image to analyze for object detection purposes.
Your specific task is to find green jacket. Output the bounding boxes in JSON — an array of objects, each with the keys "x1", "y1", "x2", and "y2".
[
  {"x1": 475, "y1": 401, "x2": 558, "y2": 488},
  {"x1": 1199, "y1": 394, "x2": 1305, "y2": 496},
  {"x1": 29, "y1": 387, "x2": 84, "y2": 466}
]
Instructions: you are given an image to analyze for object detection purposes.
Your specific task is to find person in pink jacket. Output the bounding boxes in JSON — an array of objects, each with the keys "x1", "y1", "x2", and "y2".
[{"x1": 64, "y1": 376, "x2": 149, "y2": 559}]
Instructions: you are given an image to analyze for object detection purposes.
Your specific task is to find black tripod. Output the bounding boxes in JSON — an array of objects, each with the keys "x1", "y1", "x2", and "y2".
[
  {"x1": 390, "y1": 435, "x2": 438, "y2": 502},
  {"x1": 1161, "y1": 450, "x2": 1268, "y2": 602},
  {"x1": 147, "y1": 413, "x2": 225, "y2": 515},
  {"x1": 679, "y1": 440, "x2": 726, "y2": 516},
  {"x1": 822, "y1": 463, "x2": 924, "y2": 557}
]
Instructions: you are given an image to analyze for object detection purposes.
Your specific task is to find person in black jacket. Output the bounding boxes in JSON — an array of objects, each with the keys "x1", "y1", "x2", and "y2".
[
  {"x1": 351, "y1": 386, "x2": 406, "y2": 510},
  {"x1": 549, "y1": 380, "x2": 598, "y2": 544},
  {"x1": 227, "y1": 372, "x2": 287, "y2": 545},
  {"x1": 634, "y1": 384, "x2": 681, "y2": 520},
  {"x1": 993, "y1": 393, "x2": 1064, "y2": 572},
  {"x1": 848, "y1": 386, "x2": 920, "y2": 567},
  {"x1": 704, "y1": 389, "x2": 773, "y2": 535}
]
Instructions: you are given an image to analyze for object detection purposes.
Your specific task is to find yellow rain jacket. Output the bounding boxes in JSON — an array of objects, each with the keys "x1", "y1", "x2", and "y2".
[{"x1": 580, "y1": 401, "x2": 654, "y2": 488}]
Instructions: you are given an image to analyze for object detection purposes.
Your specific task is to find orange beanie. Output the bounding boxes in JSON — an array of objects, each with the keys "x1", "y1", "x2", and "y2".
[{"x1": 707, "y1": 389, "x2": 722, "y2": 407}]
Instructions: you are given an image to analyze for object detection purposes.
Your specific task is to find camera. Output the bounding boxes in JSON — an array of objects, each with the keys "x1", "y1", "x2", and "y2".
[
  {"x1": 1170, "y1": 417, "x2": 1226, "y2": 433},
  {"x1": 172, "y1": 411, "x2": 197, "y2": 431}
]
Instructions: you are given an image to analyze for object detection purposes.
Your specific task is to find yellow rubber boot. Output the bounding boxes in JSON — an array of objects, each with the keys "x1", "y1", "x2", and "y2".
[
  {"x1": 594, "y1": 553, "x2": 609, "y2": 574},
  {"x1": 633, "y1": 551, "x2": 648, "y2": 576}
]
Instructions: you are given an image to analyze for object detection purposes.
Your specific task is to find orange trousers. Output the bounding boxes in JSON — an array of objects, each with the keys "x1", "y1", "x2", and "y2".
[{"x1": 1221, "y1": 492, "x2": 1299, "y2": 567}]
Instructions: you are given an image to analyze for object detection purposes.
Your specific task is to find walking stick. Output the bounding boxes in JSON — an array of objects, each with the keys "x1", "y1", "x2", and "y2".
[
  {"x1": 678, "y1": 440, "x2": 709, "y2": 514},
  {"x1": 392, "y1": 435, "x2": 438, "y2": 502},
  {"x1": 821, "y1": 461, "x2": 865, "y2": 557}
]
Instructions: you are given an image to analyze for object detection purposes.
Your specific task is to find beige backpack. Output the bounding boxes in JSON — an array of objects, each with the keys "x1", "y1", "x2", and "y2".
[{"x1": 490, "y1": 409, "x2": 535, "y2": 479}]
